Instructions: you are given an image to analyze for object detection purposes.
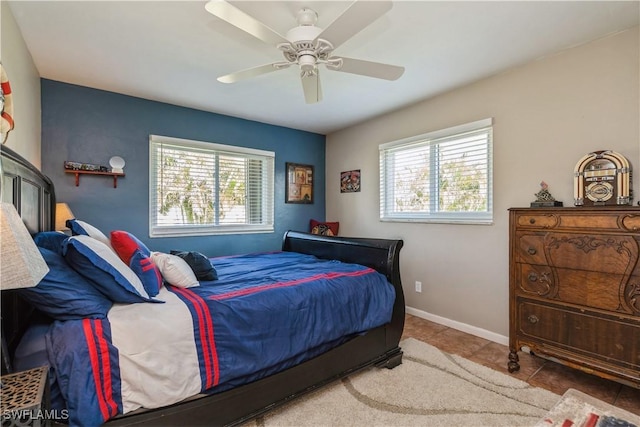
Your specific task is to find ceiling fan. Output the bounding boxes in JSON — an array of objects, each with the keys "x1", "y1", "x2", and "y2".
[{"x1": 205, "y1": 0, "x2": 405, "y2": 104}]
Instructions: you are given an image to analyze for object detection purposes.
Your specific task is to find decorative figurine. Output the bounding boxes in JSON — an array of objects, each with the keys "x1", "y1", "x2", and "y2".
[{"x1": 531, "y1": 181, "x2": 563, "y2": 207}]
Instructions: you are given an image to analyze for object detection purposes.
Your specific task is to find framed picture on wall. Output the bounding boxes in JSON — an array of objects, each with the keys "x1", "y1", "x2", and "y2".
[
  {"x1": 286, "y1": 162, "x2": 314, "y2": 204},
  {"x1": 340, "y1": 169, "x2": 361, "y2": 193}
]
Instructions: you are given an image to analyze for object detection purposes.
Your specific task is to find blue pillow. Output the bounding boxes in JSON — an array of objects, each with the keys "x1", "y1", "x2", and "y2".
[
  {"x1": 33, "y1": 231, "x2": 68, "y2": 255},
  {"x1": 62, "y1": 235, "x2": 159, "y2": 304},
  {"x1": 129, "y1": 250, "x2": 162, "y2": 297},
  {"x1": 170, "y1": 250, "x2": 218, "y2": 281},
  {"x1": 18, "y1": 247, "x2": 112, "y2": 320}
]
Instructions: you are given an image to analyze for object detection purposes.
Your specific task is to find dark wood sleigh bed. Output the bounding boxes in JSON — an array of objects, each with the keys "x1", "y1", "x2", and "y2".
[{"x1": 0, "y1": 144, "x2": 405, "y2": 426}]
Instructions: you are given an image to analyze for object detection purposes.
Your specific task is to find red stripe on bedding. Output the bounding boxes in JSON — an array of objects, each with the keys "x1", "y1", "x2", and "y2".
[
  {"x1": 94, "y1": 321, "x2": 118, "y2": 417},
  {"x1": 140, "y1": 258, "x2": 155, "y2": 272},
  {"x1": 209, "y1": 268, "x2": 376, "y2": 301},
  {"x1": 175, "y1": 288, "x2": 213, "y2": 385},
  {"x1": 171, "y1": 287, "x2": 220, "y2": 388},
  {"x1": 82, "y1": 319, "x2": 110, "y2": 422},
  {"x1": 211, "y1": 250, "x2": 280, "y2": 261},
  {"x1": 155, "y1": 267, "x2": 163, "y2": 288}
]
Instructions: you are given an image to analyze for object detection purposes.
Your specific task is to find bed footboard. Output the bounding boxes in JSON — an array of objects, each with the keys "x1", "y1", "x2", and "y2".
[{"x1": 282, "y1": 230, "x2": 405, "y2": 350}]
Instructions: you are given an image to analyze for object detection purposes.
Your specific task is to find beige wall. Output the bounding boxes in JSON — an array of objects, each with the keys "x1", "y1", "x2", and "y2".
[
  {"x1": 326, "y1": 27, "x2": 640, "y2": 342},
  {"x1": 1, "y1": 2, "x2": 41, "y2": 168}
]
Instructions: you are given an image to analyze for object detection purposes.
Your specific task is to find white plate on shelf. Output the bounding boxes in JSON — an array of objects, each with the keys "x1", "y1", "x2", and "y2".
[{"x1": 109, "y1": 156, "x2": 125, "y2": 172}]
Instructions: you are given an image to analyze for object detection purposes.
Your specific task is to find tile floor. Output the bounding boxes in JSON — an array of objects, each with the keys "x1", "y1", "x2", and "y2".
[{"x1": 401, "y1": 314, "x2": 640, "y2": 416}]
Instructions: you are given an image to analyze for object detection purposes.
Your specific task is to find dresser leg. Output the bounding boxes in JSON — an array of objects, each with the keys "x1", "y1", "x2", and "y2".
[{"x1": 508, "y1": 349, "x2": 520, "y2": 373}]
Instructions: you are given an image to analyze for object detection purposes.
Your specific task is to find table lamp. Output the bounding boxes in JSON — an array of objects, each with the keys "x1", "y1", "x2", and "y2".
[
  {"x1": 55, "y1": 202, "x2": 75, "y2": 234},
  {"x1": 0, "y1": 202, "x2": 49, "y2": 373}
]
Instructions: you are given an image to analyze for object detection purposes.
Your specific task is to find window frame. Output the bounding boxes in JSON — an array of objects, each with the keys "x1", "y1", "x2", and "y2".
[
  {"x1": 149, "y1": 135, "x2": 275, "y2": 238},
  {"x1": 379, "y1": 118, "x2": 493, "y2": 225}
]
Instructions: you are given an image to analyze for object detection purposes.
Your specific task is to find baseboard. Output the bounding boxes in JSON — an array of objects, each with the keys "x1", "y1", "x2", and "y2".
[{"x1": 405, "y1": 306, "x2": 509, "y2": 346}]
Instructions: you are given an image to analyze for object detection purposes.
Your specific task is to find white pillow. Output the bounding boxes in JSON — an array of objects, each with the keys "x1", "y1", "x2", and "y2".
[
  {"x1": 150, "y1": 252, "x2": 199, "y2": 288},
  {"x1": 66, "y1": 219, "x2": 113, "y2": 250}
]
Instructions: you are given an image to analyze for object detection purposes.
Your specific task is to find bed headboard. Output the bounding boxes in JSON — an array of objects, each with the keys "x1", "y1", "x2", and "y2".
[
  {"x1": 1, "y1": 145, "x2": 56, "y2": 372},
  {"x1": 0, "y1": 146, "x2": 55, "y2": 233}
]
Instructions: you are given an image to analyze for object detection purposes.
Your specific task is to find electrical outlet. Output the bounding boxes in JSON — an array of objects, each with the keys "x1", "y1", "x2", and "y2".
[{"x1": 415, "y1": 281, "x2": 422, "y2": 293}]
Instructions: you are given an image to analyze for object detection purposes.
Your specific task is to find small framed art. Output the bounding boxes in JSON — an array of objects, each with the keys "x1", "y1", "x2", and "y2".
[
  {"x1": 340, "y1": 169, "x2": 361, "y2": 193},
  {"x1": 286, "y1": 162, "x2": 314, "y2": 204}
]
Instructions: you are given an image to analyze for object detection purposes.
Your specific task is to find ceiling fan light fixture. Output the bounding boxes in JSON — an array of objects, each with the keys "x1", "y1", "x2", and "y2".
[{"x1": 298, "y1": 54, "x2": 317, "y2": 72}]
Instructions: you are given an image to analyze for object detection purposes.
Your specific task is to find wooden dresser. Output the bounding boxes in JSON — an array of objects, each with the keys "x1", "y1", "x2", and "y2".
[{"x1": 508, "y1": 207, "x2": 640, "y2": 388}]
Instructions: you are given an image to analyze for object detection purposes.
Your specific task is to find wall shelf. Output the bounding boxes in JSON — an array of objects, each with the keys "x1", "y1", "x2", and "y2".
[{"x1": 65, "y1": 169, "x2": 125, "y2": 188}]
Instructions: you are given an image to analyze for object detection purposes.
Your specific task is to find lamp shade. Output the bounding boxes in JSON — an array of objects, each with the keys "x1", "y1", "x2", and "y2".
[
  {"x1": 0, "y1": 203, "x2": 49, "y2": 290},
  {"x1": 55, "y1": 202, "x2": 75, "y2": 231}
]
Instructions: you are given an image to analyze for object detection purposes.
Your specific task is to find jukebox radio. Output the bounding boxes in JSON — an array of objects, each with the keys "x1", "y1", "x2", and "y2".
[{"x1": 574, "y1": 150, "x2": 632, "y2": 206}]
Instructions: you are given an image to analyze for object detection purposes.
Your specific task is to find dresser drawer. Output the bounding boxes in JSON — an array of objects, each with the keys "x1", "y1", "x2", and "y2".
[
  {"x1": 514, "y1": 210, "x2": 640, "y2": 232},
  {"x1": 516, "y1": 233, "x2": 547, "y2": 265},
  {"x1": 544, "y1": 233, "x2": 638, "y2": 275},
  {"x1": 517, "y1": 264, "x2": 554, "y2": 297},
  {"x1": 517, "y1": 264, "x2": 636, "y2": 313},
  {"x1": 621, "y1": 214, "x2": 640, "y2": 232},
  {"x1": 516, "y1": 229, "x2": 639, "y2": 274},
  {"x1": 517, "y1": 300, "x2": 640, "y2": 371},
  {"x1": 515, "y1": 213, "x2": 559, "y2": 229}
]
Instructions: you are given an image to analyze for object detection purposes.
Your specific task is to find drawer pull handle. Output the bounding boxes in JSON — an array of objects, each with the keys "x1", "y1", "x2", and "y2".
[
  {"x1": 527, "y1": 315, "x2": 539, "y2": 324},
  {"x1": 527, "y1": 247, "x2": 537, "y2": 255},
  {"x1": 528, "y1": 273, "x2": 538, "y2": 282},
  {"x1": 529, "y1": 218, "x2": 536, "y2": 224}
]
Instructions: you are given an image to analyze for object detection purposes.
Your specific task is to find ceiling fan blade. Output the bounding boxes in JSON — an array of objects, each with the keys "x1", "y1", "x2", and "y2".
[
  {"x1": 205, "y1": 0, "x2": 288, "y2": 46},
  {"x1": 329, "y1": 57, "x2": 404, "y2": 81},
  {"x1": 218, "y1": 63, "x2": 290, "y2": 84},
  {"x1": 315, "y1": 1, "x2": 392, "y2": 51},
  {"x1": 301, "y1": 71, "x2": 322, "y2": 104}
]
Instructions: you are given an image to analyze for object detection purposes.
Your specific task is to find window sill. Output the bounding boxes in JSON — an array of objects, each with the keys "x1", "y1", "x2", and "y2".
[
  {"x1": 379, "y1": 217, "x2": 493, "y2": 225},
  {"x1": 150, "y1": 226, "x2": 274, "y2": 238}
]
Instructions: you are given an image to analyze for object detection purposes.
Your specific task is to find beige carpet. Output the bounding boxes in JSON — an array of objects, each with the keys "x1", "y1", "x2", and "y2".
[{"x1": 247, "y1": 338, "x2": 560, "y2": 427}]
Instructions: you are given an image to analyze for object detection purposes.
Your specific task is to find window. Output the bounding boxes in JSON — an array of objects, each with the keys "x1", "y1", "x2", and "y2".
[
  {"x1": 149, "y1": 135, "x2": 274, "y2": 237},
  {"x1": 379, "y1": 118, "x2": 493, "y2": 224}
]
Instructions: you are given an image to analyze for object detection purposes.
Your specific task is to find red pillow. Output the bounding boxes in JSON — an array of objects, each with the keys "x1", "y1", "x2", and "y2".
[
  {"x1": 111, "y1": 230, "x2": 151, "y2": 265},
  {"x1": 309, "y1": 219, "x2": 339, "y2": 236}
]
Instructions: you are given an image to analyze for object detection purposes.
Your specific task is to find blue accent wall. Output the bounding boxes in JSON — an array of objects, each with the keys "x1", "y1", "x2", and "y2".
[{"x1": 41, "y1": 79, "x2": 326, "y2": 256}]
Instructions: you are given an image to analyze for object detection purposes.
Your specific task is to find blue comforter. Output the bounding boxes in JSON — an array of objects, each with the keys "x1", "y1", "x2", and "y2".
[{"x1": 46, "y1": 251, "x2": 395, "y2": 426}]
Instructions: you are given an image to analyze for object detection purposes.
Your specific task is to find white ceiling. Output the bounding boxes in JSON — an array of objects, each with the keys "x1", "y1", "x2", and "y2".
[{"x1": 7, "y1": 1, "x2": 639, "y2": 135}]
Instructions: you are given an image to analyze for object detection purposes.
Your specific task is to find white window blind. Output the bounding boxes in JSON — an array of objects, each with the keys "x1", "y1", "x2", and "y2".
[
  {"x1": 149, "y1": 135, "x2": 274, "y2": 237},
  {"x1": 379, "y1": 118, "x2": 493, "y2": 224}
]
